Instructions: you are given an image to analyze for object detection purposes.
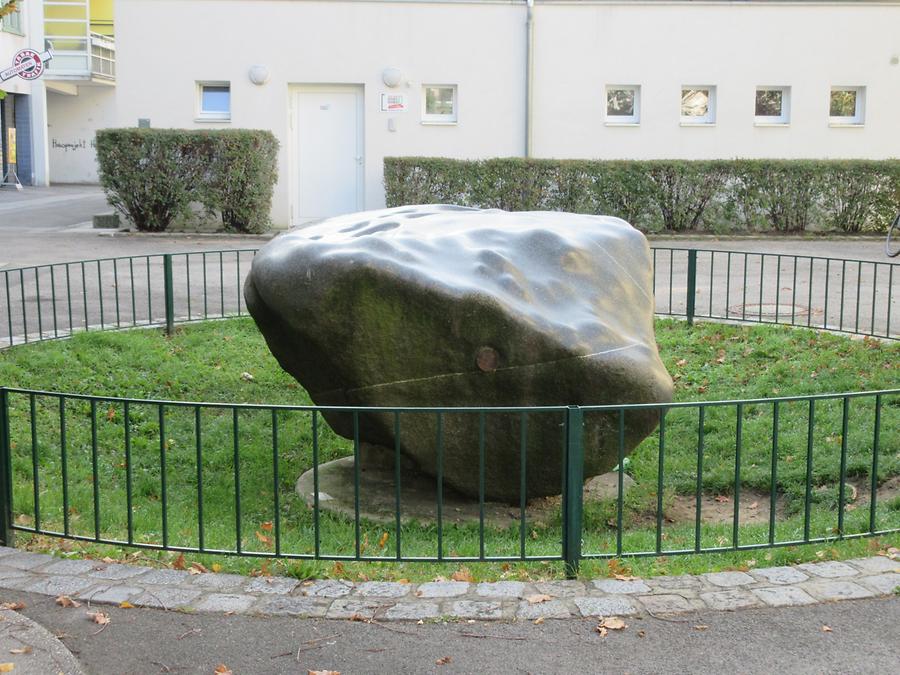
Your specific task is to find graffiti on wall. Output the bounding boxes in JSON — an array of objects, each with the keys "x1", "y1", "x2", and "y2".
[{"x1": 51, "y1": 138, "x2": 97, "y2": 153}]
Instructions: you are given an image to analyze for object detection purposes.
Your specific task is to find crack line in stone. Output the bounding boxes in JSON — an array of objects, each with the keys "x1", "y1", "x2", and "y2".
[{"x1": 329, "y1": 342, "x2": 643, "y2": 395}]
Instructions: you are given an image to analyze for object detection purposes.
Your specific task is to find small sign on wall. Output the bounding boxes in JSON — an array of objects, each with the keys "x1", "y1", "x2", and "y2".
[
  {"x1": 6, "y1": 128, "x2": 16, "y2": 164},
  {"x1": 380, "y1": 93, "x2": 407, "y2": 112}
]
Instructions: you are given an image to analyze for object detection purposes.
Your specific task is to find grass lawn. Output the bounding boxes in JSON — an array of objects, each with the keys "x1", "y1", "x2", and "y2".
[{"x1": 0, "y1": 318, "x2": 896, "y2": 581}]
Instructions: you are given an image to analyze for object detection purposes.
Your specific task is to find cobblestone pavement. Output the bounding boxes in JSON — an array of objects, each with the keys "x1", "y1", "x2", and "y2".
[{"x1": 0, "y1": 547, "x2": 896, "y2": 622}]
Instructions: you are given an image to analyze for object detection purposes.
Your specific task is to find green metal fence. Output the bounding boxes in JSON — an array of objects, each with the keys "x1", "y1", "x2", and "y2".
[{"x1": 0, "y1": 247, "x2": 897, "y2": 576}]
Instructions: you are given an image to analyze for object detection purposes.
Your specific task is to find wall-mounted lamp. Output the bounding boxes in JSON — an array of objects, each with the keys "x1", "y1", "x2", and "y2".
[
  {"x1": 382, "y1": 67, "x2": 403, "y2": 88},
  {"x1": 249, "y1": 65, "x2": 270, "y2": 85}
]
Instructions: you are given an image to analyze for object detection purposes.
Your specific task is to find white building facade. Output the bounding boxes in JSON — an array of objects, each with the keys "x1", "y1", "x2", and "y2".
[
  {"x1": 2, "y1": 0, "x2": 116, "y2": 186},
  {"x1": 109, "y1": 0, "x2": 900, "y2": 226}
]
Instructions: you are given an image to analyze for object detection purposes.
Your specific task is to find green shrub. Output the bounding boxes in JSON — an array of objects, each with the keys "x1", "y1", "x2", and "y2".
[
  {"x1": 203, "y1": 130, "x2": 279, "y2": 234},
  {"x1": 96, "y1": 129, "x2": 279, "y2": 233},
  {"x1": 384, "y1": 157, "x2": 900, "y2": 234}
]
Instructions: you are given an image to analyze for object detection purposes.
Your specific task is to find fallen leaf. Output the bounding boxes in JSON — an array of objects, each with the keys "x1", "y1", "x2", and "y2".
[
  {"x1": 676, "y1": 359, "x2": 687, "y2": 367},
  {"x1": 190, "y1": 562, "x2": 209, "y2": 575},
  {"x1": 211, "y1": 563, "x2": 223, "y2": 573},
  {"x1": 348, "y1": 613, "x2": 366, "y2": 622},
  {"x1": 119, "y1": 601, "x2": 134, "y2": 609},
  {"x1": 637, "y1": 630, "x2": 646, "y2": 638},
  {"x1": 308, "y1": 671, "x2": 340, "y2": 675},
  {"x1": 255, "y1": 531, "x2": 273, "y2": 546},
  {"x1": 436, "y1": 656, "x2": 452, "y2": 666},
  {"x1": 613, "y1": 574, "x2": 637, "y2": 581},
  {"x1": 533, "y1": 617, "x2": 545, "y2": 625},
  {"x1": 822, "y1": 625, "x2": 833, "y2": 633},
  {"x1": 172, "y1": 553, "x2": 186, "y2": 570},
  {"x1": 397, "y1": 579, "x2": 410, "y2": 584},
  {"x1": 526, "y1": 594, "x2": 552, "y2": 605},
  {"x1": 693, "y1": 625, "x2": 709, "y2": 631},
  {"x1": 595, "y1": 626, "x2": 608, "y2": 637},
  {"x1": 87, "y1": 612, "x2": 110, "y2": 626},
  {"x1": 55, "y1": 596, "x2": 80, "y2": 608},
  {"x1": 240, "y1": 372, "x2": 255, "y2": 382},
  {"x1": 0, "y1": 664, "x2": 13, "y2": 672},
  {"x1": 214, "y1": 666, "x2": 233, "y2": 675},
  {"x1": 0, "y1": 602, "x2": 24, "y2": 611},
  {"x1": 714, "y1": 495, "x2": 730, "y2": 503},
  {"x1": 378, "y1": 532, "x2": 389, "y2": 548},
  {"x1": 106, "y1": 407, "x2": 116, "y2": 422},
  {"x1": 260, "y1": 521, "x2": 273, "y2": 532},
  {"x1": 599, "y1": 617, "x2": 627, "y2": 631},
  {"x1": 8, "y1": 647, "x2": 30, "y2": 655},
  {"x1": 331, "y1": 562, "x2": 345, "y2": 577},
  {"x1": 748, "y1": 501, "x2": 759, "y2": 510},
  {"x1": 451, "y1": 567, "x2": 473, "y2": 583}
]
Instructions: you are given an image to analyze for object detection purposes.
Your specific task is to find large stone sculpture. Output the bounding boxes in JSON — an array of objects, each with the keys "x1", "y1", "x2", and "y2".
[{"x1": 245, "y1": 205, "x2": 673, "y2": 502}]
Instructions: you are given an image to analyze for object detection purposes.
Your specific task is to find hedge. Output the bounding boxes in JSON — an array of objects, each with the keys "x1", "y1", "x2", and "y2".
[
  {"x1": 384, "y1": 158, "x2": 900, "y2": 233},
  {"x1": 96, "y1": 129, "x2": 279, "y2": 233}
]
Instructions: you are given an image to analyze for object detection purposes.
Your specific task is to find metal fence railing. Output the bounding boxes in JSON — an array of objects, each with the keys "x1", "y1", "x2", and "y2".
[
  {"x1": 0, "y1": 248, "x2": 897, "y2": 575},
  {"x1": 653, "y1": 248, "x2": 898, "y2": 338},
  {"x1": 2, "y1": 248, "x2": 896, "y2": 348},
  {"x1": 0, "y1": 390, "x2": 896, "y2": 576}
]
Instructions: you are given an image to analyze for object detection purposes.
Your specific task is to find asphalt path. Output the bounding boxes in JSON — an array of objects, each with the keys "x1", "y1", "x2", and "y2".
[{"x1": 1, "y1": 588, "x2": 896, "y2": 674}]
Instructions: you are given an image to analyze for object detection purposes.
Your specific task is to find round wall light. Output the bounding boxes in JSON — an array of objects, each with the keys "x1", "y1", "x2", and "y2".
[
  {"x1": 382, "y1": 67, "x2": 403, "y2": 88},
  {"x1": 248, "y1": 65, "x2": 270, "y2": 86}
]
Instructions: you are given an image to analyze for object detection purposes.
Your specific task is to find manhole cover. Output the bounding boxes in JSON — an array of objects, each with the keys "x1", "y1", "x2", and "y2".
[{"x1": 729, "y1": 303, "x2": 818, "y2": 319}]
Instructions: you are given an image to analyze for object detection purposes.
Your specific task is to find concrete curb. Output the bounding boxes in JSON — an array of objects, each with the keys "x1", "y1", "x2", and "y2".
[
  {"x1": 0, "y1": 608, "x2": 85, "y2": 674},
  {"x1": 0, "y1": 547, "x2": 896, "y2": 622}
]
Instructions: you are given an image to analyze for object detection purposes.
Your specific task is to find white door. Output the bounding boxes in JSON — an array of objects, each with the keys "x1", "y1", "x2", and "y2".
[{"x1": 293, "y1": 86, "x2": 364, "y2": 224}]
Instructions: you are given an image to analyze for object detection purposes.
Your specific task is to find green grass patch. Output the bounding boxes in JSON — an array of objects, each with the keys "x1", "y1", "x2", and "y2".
[{"x1": 0, "y1": 318, "x2": 897, "y2": 581}]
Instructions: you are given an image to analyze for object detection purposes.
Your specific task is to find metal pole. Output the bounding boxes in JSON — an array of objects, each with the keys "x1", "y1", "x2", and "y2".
[
  {"x1": 525, "y1": 0, "x2": 535, "y2": 158},
  {"x1": 163, "y1": 254, "x2": 174, "y2": 335},
  {"x1": 0, "y1": 389, "x2": 13, "y2": 548},
  {"x1": 563, "y1": 405, "x2": 584, "y2": 579},
  {"x1": 686, "y1": 249, "x2": 698, "y2": 326}
]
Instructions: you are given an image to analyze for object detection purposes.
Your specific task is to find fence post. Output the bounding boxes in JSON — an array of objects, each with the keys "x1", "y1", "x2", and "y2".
[
  {"x1": 163, "y1": 254, "x2": 175, "y2": 336},
  {"x1": 0, "y1": 389, "x2": 13, "y2": 548},
  {"x1": 686, "y1": 249, "x2": 698, "y2": 326},
  {"x1": 563, "y1": 405, "x2": 584, "y2": 579}
]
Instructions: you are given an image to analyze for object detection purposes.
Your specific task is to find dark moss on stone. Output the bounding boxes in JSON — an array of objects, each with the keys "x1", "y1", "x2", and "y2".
[{"x1": 245, "y1": 205, "x2": 673, "y2": 502}]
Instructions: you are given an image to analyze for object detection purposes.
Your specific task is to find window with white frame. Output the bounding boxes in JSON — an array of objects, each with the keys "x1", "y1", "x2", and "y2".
[
  {"x1": 605, "y1": 86, "x2": 641, "y2": 124},
  {"x1": 196, "y1": 82, "x2": 231, "y2": 121},
  {"x1": 829, "y1": 87, "x2": 865, "y2": 125},
  {"x1": 422, "y1": 85, "x2": 457, "y2": 124},
  {"x1": 681, "y1": 86, "x2": 716, "y2": 125},
  {"x1": 755, "y1": 87, "x2": 791, "y2": 125}
]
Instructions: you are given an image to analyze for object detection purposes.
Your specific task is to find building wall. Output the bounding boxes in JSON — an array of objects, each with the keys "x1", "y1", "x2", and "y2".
[
  {"x1": 113, "y1": 0, "x2": 900, "y2": 227},
  {"x1": 532, "y1": 2, "x2": 900, "y2": 160},
  {"x1": 114, "y1": 0, "x2": 527, "y2": 227},
  {"x1": 1, "y1": 2, "x2": 32, "y2": 97},
  {"x1": 47, "y1": 85, "x2": 116, "y2": 182}
]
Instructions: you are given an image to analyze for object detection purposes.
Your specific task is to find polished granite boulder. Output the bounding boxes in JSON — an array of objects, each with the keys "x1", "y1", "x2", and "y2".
[{"x1": 245, "y1": 205, "x2": 673, "y2": 502}]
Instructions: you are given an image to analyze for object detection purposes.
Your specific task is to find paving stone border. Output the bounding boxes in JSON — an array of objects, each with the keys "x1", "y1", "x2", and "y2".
[{"x1": 0, "y1": 547, "x2": 896, "y2": 622}]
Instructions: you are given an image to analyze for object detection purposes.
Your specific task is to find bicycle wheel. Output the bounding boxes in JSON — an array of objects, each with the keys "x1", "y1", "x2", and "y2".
[{"x1": 887, "y1": 212, "x2": 900, "y2": 258}]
